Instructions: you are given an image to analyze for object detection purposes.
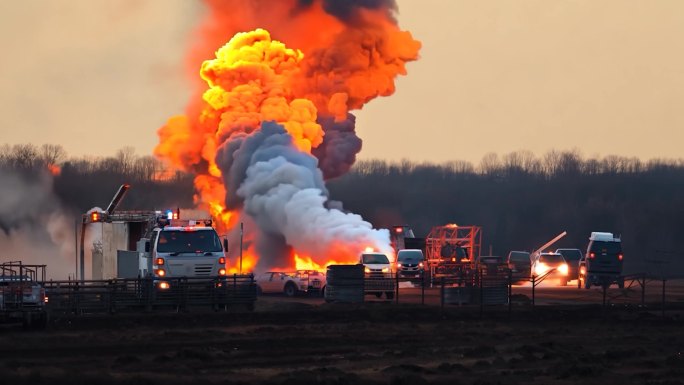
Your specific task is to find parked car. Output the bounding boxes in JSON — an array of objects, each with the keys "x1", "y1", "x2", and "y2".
[
  {"x1": 507, "y1": 251, "x2": 531, "y2": 284},
  {"x1": 474, "y1": 255, "x2": 507, "y2": 277},
  {"x1": 555, "y1": 248, "x2": 582, "y2": 283},
  {"x1": 360, "y1": 252, "x2": 395, "y2": 299},
  {"x1": 254, "y1": 271, "x2": 325, "y2": 297},
  {"x1": 531, "y1": 252, "x2": 569, "y2": 286},
  {"x1": 396, "y1": 249, "x2": 425, "y2": 279},
  {"x1": 579, "y1": 232, "x2": 624, "y2": 289},
  {"x1": 0, "y1": 275, "x2": 48, "y2": 328}
]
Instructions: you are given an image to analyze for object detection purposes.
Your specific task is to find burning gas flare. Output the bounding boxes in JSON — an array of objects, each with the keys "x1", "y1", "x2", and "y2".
[
  {"x1": 155, "y1": 0, "x2": 420, "y2": 272},
  {"x1": 47, "y1": 164, "x2": 61, "y2": 176}
]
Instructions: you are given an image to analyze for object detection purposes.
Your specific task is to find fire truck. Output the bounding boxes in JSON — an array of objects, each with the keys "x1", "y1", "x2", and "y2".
[
  {"x1": 81, "y1": 185, "x2": 229, "y2": 288},
  {"x1": 139, "y1": 213, "x2": 228, "y2": 289}
]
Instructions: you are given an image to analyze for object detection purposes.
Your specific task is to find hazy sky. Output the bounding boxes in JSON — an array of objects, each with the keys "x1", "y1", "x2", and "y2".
[{"x1": 1, "y1": 1, "x2": 683, "y2": 164}]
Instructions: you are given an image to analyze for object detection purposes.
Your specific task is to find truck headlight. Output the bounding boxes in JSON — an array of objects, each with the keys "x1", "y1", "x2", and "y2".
[
  {"x1": 558, "y1": 263, "x2": 569, "y2": 275},
  {"x1": 381, "y1": 267, "x2": 389, "y2": 273},
  {"x1": 364, "y1": 267, "x2": 371, "y2": 274}
]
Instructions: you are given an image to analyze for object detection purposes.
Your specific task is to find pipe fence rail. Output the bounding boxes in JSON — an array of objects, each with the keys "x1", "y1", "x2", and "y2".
[
  {"x1": 353, "y1": 268, "x2": 684, "y2": 318},
  {"x1": 42, "y1": 275, "x2": 257, "y2": 314}
]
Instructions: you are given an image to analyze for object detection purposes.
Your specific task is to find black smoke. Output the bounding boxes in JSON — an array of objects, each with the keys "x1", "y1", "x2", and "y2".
[
  {"x1": 296, "y1": 0, "x2": 398, "y2": 21},
  {"x1": 312, "y1": 113, "x2": 363, "y2": 180}
]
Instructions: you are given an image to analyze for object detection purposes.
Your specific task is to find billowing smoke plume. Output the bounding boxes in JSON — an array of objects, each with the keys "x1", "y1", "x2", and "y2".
[
  {"x1": 0, "y1": 170, "x2": 76, "y2": 279},
  {"x1": 155, "y1": 0, "x2": 420, "y2": 271},
  {"x1": 313, "y1": 114, "x2": 363, "y2": 179},
  {"x1": 217, "y1": 122, "x2": 391, "y2": 269}
]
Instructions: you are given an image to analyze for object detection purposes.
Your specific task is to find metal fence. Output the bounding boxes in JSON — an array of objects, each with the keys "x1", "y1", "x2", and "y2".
[
  {"x1": 42, "y1": 275, "x2": 257, "y2": 314},
  {"x1": 353, "y1": 268, "x2": 684, "y2": 317}
]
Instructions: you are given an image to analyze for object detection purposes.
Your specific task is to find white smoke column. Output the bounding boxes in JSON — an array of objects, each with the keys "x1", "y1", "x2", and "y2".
[
  {"x1": 217, "y1": 122, "x2": 392, "y2": 269},
  {"x1": 0, "y1": 170, "x2": 77, "y2": 279}
]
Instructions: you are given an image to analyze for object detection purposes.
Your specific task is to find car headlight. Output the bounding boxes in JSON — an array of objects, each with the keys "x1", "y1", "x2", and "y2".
[
  {"x1": 534, "y1": 263, "x2": 548, "y2": 276},
  {"x1": 382, "y1": 267, "x2": 389, "y2": 273},
  {"x1": 364, "y1": 267, "x2": 371, "y2": 274},
  {"x1": 558, "y1": 263, "x2": 569, "y2": 275}
]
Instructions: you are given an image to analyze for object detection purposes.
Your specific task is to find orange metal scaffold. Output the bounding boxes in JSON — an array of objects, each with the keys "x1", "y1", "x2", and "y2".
[{"x1": 425, "y1": 224, "x2": 482, "y2": 279}]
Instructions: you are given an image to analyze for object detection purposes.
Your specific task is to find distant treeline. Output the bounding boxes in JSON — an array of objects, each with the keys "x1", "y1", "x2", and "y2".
[
  {"x1": 328, "y1": 150, "x2": 684, "y2": 273},
  {"x1": 2, "y1": 144, "x2": 683, "y2": 272},
  {"x1": 0, "y1": 143, "x2": 194, "y2": 212}
]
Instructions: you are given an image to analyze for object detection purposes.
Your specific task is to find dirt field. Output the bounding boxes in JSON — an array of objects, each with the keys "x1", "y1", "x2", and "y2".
[{"x1": 1, "y1": 302, "x2": 683, "y2": 385}]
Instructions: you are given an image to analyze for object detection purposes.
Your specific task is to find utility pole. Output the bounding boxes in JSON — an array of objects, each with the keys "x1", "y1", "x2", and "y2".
[
  {"x1": 239, "y1": 222, "x2": 244, "y2": 274},
  {"x1": 74, "y1": 218, "x2": 78, "y2": 280}
]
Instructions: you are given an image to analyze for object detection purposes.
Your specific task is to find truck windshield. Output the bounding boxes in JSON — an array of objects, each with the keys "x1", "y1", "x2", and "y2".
[
  {"x1": 398, "y1": 250, "x2": 423, "y2": 262},
  {"x1": 557, "y1": 249, "x2": 582, "y2": 261},
  {"x1": 509, "y1": 252, "x2": 530, "y2": 263},
  {"x1": 362, "y1": 254, "x2": 390, "y2": 264},
  {"x1": 157, "y1": 230, "x2": 222, "y2": 253}
]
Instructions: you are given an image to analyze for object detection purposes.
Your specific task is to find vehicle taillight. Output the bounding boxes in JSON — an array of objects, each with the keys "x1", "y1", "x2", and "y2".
[
  {"x1": 155, "y1": 268, "x2": 166, "y2": 277},
  {"x1": 618, "y1": 254, "x2": 623, "y2": 261},
  {"x1": 155, "y1": 257, "x2": 164, "y2": 265},
  {"x1": 451, "y1": 257, "x2": 456, "y2": 262},
  {"x1": 218, "y1": 268, "x2": 226, "y2": 276},
  {"x1": 219, "y1": 257, "x2": 226, "y2": 265},
  {"x1": 158, "y1": 282, "x2": 171, "y2": 290},
  {"x1": 589, "y1": 252, "x2": 596, "y2": 259}
]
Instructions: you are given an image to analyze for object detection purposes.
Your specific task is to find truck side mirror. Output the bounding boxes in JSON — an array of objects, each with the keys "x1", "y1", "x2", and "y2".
[
  {"x1": 223, "y1": 238, "x2": 229, "y2": 252},
  {"x1": 144, "y1": 240, "x2": 150, "y2": 253}
]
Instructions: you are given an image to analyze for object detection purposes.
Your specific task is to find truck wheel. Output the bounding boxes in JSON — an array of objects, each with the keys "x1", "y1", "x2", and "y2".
[
  {"x1": 386, "y1": 292, "x2": 395, "y2": 300},
  {"x1": 284, "y1": 283, "x2": 297, "y2": 297},
  {"x1": 577, "y1": 278, "x2": 582, "y2": 289},
  {"x1": 584, "y1": 279, "x2": 591, "y2": 290}
]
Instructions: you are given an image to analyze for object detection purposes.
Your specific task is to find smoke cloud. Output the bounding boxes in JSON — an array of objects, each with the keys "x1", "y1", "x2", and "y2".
[
  {"x1": 0, "y1": 171, "x2": 77, "y2": 279},
  {"x1": 155, "y1": 0, "x2": 419, "y2": 270},
  {"x1": 217, "y1": 122, "x2": 392, "y2": 269},
  {"x1": 313, "y1": 113, "x2": 363, "y2": 179}
]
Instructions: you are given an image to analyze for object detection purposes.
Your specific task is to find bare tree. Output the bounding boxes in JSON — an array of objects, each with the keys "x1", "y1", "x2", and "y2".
[
  {"x1": 11, "y1": 144, "x2": 38, "y2": 170},
  {"x1": 445, "y1": 160, "x2": 474, "y2": 174},
  {"x1": 116, "y1": 146, "x2": 137, "y2": 175},
  {"x1": 40, "y1": 144, "x2": 67, "y2": 166},
  {"x1": 479, "y1": 152, "x2": 501, "y2": 176}
]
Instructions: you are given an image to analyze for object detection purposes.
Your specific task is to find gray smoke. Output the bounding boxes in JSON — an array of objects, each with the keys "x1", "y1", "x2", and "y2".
[
  {"x1": 0, "y1": 170, "x2": 76, "y2": 279},
  {"x1": 216, "y1": 121, "x2": 391, "y2": 270},
  {"x1": 296, "y1": 0, "x2": 398, "y2": 21},
  {"x1": 312, "y1": 113, "x2": 363, "y2": 180}
]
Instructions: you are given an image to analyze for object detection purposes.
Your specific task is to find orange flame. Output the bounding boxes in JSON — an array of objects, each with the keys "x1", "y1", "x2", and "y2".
[
  {"x1": 47, "y1": 164, "x2": 61, "y2": 176},
  {"x1": 155, "y1": 1, "x2": 419, "y2": 272},
  {"x1": 294, "y1": 254, "x2": 347, "y2": 273}
]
